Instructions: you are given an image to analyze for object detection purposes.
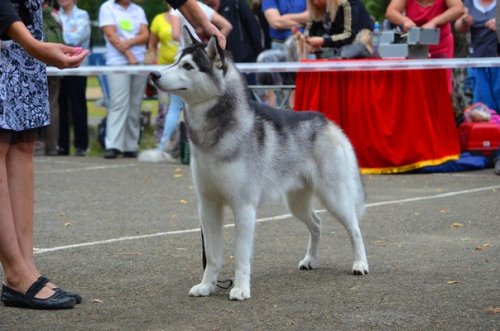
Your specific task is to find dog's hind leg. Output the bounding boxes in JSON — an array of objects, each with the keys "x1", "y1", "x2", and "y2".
[
  {"x1": 229, "y1": 204, "x2": 257, "y2": 301},
  {"x1": 316, "y1": 185, "x2": 369, "y2": 275},
  {"x1": 286, "y1": 188, "x2": 321, "y2": 270},
  {"x1": 189, "y1": 197, "x2": 224, "y2": 297}
]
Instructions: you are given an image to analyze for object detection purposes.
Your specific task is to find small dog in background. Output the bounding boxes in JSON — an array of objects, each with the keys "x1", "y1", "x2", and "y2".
[
  {"x1": 339, "y1": 29, "x2": 374, "y2": 59},
  {"x1": 138, "y1": 126, "x2": 181, "y2": 163},
  {"x1": 150, "y1": 28, "x2": 369, "y2": 301}
]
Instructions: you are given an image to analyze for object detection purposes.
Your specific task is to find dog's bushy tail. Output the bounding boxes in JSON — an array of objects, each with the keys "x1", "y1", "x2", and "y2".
[
  {"x1": 336, "y1": 128, "x2": 366, "y2": 221},
  {"x1": 343, "y1": 148, "x2": 365, "y2": 221}
]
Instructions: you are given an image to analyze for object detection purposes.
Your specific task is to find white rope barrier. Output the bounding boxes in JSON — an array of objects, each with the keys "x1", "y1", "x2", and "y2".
[{"x1": 46, "y1": 57, "x2": 500, "y2": 76}]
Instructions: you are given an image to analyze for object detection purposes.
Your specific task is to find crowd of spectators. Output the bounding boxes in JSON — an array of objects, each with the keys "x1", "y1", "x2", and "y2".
[{"x1": 35, "y1": 0, "x2": 500, "y2": 172}]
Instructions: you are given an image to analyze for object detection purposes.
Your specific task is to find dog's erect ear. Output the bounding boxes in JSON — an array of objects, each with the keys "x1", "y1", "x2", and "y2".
[
  {"x1": 205, "y1": 36, "x2": 227, "y2": 74},
  {"x1": 182, "y1": 26, "x2": 199, "y2": 47}
]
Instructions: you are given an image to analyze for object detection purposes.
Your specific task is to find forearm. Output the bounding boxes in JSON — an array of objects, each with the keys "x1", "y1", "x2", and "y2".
[
  {"x1": 211, "y1": 15, "x2": 232, "y2": 37},
  {"x1": 427, "y1": 6, "x2": 464, "y2": 27},
  {"x1": 6, "y1": 20, "x2": 88, "y2": 68},
  {"x1": 64, "y1": 26, "x2": 91, "y2": 47},
  {"x1": 103, "y1": 28, "x2": 124, "y2": 50},
  {"x1": 6, "y1": 21, "x2": 42, "y2": 57},
  {"x1": 128, "y1": 26, "x2": 149, "y2": 46},
  {"x1": 176, "y1": 0, "x2": 226, "y2": 48},
  {"x1": 286, "y1": 11, "x2": 309, "y2": 25},
  {"x1": 178, "y1": 0, "x2": 211, "y2": 30},
  {"x1": 386, "y1": 9, "x2": 412, "y2": 26},
  {"x1": 269, "y1": 16, "x2": 304, "y2": 30}
]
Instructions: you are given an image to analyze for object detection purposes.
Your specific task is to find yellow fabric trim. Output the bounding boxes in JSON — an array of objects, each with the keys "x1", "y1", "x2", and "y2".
[{"x1": 360, "y1": 154, "x2": 461, "y2": 175}]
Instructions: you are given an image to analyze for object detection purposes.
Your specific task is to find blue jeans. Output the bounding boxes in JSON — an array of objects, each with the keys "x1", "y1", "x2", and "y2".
[
  {"x1": 468, "y1": 67, "x2": 500, "y2": 114},
  {"x1": 158, "y1": 94, "x2": 184, "y2": 151}
]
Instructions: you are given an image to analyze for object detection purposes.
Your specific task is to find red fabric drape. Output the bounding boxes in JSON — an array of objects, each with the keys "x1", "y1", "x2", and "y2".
[{"x1": 294, "y1": 63, "x2": 460, "y2": 174}]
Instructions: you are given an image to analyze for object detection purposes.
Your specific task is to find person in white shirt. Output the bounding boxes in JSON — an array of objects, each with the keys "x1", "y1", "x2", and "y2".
[
  {"x1": 57, "y1": 0, "x2": 91, "y2": 157},
  {"x1": 99, "y1": 0, "x2": 149, "y2": 159}
]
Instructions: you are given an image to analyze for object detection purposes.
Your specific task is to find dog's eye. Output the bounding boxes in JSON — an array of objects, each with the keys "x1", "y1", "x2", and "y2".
[{"x1": 182, "y1": 63, "x2": 194, "y2": 71}]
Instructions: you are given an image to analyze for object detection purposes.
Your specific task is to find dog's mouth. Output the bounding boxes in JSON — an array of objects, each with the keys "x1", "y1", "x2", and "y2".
[
  {"x1": 149, "y1": 79, "x2": 187, "y2": 92},
  {"x1": 149, "y1": 71, "x2": 187, "y2": 91},
  {"x1": 160, "y1": 87, "x2": 188, "y2": 92}
]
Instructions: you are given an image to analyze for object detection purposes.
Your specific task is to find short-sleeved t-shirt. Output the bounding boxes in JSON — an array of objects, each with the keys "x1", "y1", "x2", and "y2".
[
  {"x1": 150, "y1": 13, "x2": 179, "y2": 64},
  {"x1": 98, "y1": 0, "x2": 148, "y2": 65}
]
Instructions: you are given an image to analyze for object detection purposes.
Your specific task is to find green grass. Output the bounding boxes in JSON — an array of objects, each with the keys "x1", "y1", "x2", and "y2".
[{"x1": 87, "y1": 76, "x2": 100, "y2": 88}]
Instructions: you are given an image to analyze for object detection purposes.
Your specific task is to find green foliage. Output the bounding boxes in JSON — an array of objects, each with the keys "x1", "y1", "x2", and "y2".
[{"x1": 362, "y1": 0, "x2": 389, "y2": 22}]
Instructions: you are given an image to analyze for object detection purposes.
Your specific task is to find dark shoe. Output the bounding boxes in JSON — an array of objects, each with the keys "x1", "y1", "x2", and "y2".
[
  {"x1": 104, "y1": 148, "x2": 120, "y2": 159},
  {"x1": 46, "y1": 149, "x2": 58, "y2": 156},
  {"x1": 75, "y1": 148, "x2": 86, "y2": 157},
  {"x1": 123, "y1": 151, "x2": 138, "y2": 158},
  {"x1": 1, "y1": 277, "x2": 76, "y2": 309},
  {"x1": 55, "y1": 288, "x2": 82, "y2": 304},
  {"x1": 495, "y1": 159, "x2": 500, "y2": 176},
  {"x1": 57, "y1": 148, "x2": 69, "y2": 156},
  {"x1": 38, "y1": 276, "x2": 82, "y2": 304}
]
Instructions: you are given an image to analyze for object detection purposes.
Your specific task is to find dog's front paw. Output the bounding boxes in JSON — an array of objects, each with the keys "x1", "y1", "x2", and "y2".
[
  {"x1": 352, "y1": 261, "x2": 369, "y2": 275},
  {"x1": 189, "y1": 283, "x2": 215, "y2": 297},
  {"x1": 229, "y1": 287, "x2": 251, "y2": 301},
  {"x1": 298, "y1": 256, "x2": 317, "y2": 270}
]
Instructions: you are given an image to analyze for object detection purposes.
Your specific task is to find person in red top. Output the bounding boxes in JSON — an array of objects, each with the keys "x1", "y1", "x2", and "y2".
[
  {"x1": 386, "y1": 0, "x2": 464, "y2": 58},
  {"x1": 386, "y1": 0, "x2": 464, "y2": 92}
]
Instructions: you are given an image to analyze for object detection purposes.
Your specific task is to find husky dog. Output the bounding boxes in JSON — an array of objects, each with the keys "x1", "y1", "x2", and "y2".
[{"x1": 150, "y1": 29, "x2": 369, "y2": 301}]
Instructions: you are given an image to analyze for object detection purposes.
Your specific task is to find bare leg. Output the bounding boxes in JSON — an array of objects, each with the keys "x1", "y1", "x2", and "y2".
[
  {"x1": 0, "y1": 141, "x2": 53, "y2": 298},
  {"x1": 6, "y1": 141, "x2": 36, "y2": 267}
]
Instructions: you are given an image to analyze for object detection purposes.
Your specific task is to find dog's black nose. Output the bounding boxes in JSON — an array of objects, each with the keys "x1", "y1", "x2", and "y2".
[{"x1": 150, "y1": 71, "x2": 161, "y2": 81}]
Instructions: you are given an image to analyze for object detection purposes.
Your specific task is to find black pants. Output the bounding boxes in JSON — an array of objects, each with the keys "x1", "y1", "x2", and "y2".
[{"x1": 58, "y1": 76, "x2": 88, "y2": 152}]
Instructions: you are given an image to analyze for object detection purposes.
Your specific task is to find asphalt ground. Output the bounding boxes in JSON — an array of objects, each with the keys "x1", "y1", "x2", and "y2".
[{"x1": 0, "y1": 156, "x2": 499, "y2": 330}]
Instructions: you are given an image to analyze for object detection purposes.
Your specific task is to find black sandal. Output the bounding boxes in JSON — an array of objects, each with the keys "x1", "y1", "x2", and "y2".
[
  {"x1": 39, "y1": 276, "x2": 82, "y2": 304},
  {"x1": 1, "y1": 276, "x2": 76, "y2": 309}
]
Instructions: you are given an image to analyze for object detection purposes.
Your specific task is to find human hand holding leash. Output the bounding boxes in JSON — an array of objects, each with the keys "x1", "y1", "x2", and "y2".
[{"x1": 176, "y1": 0, "x2": 226, "y2": 48}]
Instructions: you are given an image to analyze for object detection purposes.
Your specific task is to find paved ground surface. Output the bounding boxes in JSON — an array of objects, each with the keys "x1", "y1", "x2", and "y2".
[{"x1": 0, "y1": 156, "x2": 499, "y2": 330}]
